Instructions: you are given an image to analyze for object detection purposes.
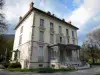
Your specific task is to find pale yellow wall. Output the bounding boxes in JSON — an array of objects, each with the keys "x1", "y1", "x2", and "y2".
[{"x1": 34, "y1": 11, "x2": 78, "y2": 45}]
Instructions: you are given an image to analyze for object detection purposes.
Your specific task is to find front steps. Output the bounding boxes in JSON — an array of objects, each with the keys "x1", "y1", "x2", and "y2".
[{"x1": 59, "y1": 62, "x2": 90, "y2": 70}]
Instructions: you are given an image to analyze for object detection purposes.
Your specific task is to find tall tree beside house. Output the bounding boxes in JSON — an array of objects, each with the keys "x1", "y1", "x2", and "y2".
[
  {"x1": 81, "y1": 31, "x2": 100, "y2": 64},
  {"x1": 88, "y1": 28, "x2": 100, "y2": 47},
  {"x1": 0, "y1": 0, "x2": 8, "y2": 34},
  {"x1": 0, "y1": 35, "x2": 14, "y2": 63}
]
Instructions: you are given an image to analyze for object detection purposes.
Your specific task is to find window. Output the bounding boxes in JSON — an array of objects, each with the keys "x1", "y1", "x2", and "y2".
[
  {"x1": 73, "y1": 40, "x2": 75, "y2": 44},
  {"x1": 50, "y1": 34, "x2": 54, "y2": 44},
  {"x1": 60, "y1": 37, "x2": 62, "y2": 43},
  {"x1": 66, "y1": 29, "x2": 69, "y2": 36},
  {"x1": 19, "y1": 26, "x2": 23, "y2": 45},
  {"x1": 66, "y1": 29, "x2": 70, "y2": 44},
  {"x1": 20, "y1": 26, "x2": 23, "y2": 34},
  {"x1": 68, "y1": 39, "x2": 70, "y2": 44},
  {"x1": 72, "y1": 31, "x2": 74, "y2": 38},
  {"x1": 19, "y1": 35, "x2": 22, "y2": 45},
  {"x1": 39, "y1": 64, "x2": 43, "y2": 67},
  {"x1": 50, "y1": 48, "x2": 56, "y2": 59},
  {"x1": 38, "y1": 46, "x2": 44, "y2": 62},
  {"x1": 59, "y1": 26, "x2": 62, "y2": 33},
  {"x1": 40, "y1": 19, "x2": 44, "y2": 27},
  {"x1": 50, "y1": 22, "x2": 54, "y2": 31},
  {"x1": 39, "y1": 31, "x2": 44, "y2": 41}
]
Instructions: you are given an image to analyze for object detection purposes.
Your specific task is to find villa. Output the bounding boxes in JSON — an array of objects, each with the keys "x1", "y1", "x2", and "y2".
[{"x1": 11, "y1": 2, "x2": 87, "y2": 69}]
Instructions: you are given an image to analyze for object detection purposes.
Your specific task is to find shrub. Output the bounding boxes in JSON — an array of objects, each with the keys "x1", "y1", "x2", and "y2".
[
  {"x1": 3, "y1": 63, "x2": 9, "y2": 68},
  {"x1": 53, "y1": 67, "x2": 75, "y2": 72},
  {"x1": 8, "y1": 62, "x2": 21, "y2": 68},
  {"x1": 37, "y1": 68, "x2": 54, "y2": 73},
  {"x1": 90, "y1": 63, "x2": 100, "y2": 65},
  {"x1": 8, "y1": 67, "x2": 76, "y2": 73}
]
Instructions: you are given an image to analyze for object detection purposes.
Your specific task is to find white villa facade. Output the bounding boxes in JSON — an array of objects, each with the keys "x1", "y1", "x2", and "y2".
[{"x1": 11, "y1": 2, "x2": 87, "y2": 69}]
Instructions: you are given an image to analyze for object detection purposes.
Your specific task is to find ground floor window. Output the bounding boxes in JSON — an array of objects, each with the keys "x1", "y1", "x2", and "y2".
[
  {"x1": 50, "y1": 48, "x2": 57, "y2": 59},
  {"x1": 38, "y1": 46, "x2": 44, "y2": 62}
]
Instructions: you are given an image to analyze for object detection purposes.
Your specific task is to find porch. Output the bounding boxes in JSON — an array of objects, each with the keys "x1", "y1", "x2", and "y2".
[{"x1": 48, "y1": 43, "x2": 81, "y2": 68}]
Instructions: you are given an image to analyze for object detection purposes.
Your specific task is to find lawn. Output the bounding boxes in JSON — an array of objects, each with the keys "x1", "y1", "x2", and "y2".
[{"x1": 8, "y1": 67, "x2": 76, "y2": 73}]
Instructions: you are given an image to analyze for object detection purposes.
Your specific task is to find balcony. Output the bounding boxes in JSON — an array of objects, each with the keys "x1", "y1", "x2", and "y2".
[
  {"x1": 39, "y1": 26, "x2": 45, "y2": 31},
  {"x1": 72, "y1": 37, "x2": 76, "y2": 40},
  {"x1": 66, "y1": 35, "x2": 70, "y2": 39},
  {"x1": 50, "y1": 29, "x2": 55, "y2": 34}
]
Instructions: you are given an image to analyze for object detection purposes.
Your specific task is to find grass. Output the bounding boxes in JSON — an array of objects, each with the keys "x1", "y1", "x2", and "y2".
[{"x1": 8, "y1": 67, "x2": 76, "y2": 73}]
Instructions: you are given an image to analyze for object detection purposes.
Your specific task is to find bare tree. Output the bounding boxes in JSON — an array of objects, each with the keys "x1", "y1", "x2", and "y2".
[
  {"x1": 0, "y1": 0, "x2": 8, "y2": 34},
  {"x1": 81, "y1": 33, "x2": 100, "y2": 64},
  {"x1": 88, "y1": 28, "x2": 100, "y2": 47}
]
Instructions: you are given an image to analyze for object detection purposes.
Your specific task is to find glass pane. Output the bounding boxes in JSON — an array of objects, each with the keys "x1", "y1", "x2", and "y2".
[
  {"x1": 40, "y1": 19, "x2": 44, "y2": 26},
  {"x1": 39, "y1": 31, "x2": 44, "y2": 41},
  {"x1": 38, "y1": 46, "x2": 44, "y2": 62},
  {"x1": 50, "y1": 22, "x2": 54, "y2": 30}
]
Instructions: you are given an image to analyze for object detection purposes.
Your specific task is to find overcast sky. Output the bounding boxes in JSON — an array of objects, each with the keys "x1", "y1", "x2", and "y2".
[{"x1": 4, "y1": 0, "x2": 100, "y2": 45}]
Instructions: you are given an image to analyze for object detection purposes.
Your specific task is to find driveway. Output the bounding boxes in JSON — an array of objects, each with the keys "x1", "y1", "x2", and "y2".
[{"x1": 0, "y1": 66, "x2": 100, "y2": 75}]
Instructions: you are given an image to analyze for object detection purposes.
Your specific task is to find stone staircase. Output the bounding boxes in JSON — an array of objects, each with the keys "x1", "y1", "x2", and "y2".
[{"x1": 60, "y1": 61, "x2": 90, "y2": 70}]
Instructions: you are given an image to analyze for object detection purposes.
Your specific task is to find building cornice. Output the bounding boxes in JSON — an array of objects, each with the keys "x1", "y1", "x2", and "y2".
[{"x1": 15, "y1": 7, "x2": 79, "y2": 30}]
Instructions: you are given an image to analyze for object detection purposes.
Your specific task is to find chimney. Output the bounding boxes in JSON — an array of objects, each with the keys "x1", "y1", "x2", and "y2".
[
  {"x1": 68, "y1": 21, "x2": 72, "y2": 24},
  {"x1": 30, "y1": 2, "x2": 34, "y2": 9},
  {"x1": 52, "y1": 14, "x2": 55, "y2": 17},
  {"x1": 47, "y1": 11, "x2": 51, "y2": 15},
  {"x1": 19, "y1": 16, "x2": 22, "y2": 21},
  {"x1": 62, "y1": 18, "x2": 65, "y2": 21}
]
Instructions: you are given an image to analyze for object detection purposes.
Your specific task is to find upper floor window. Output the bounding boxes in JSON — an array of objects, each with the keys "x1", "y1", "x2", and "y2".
[
  {"x1": 40, "y1": 19, "x2": 44, "y2": 27},
  {"x1": 20, "y1": 26, "x2": 23, "y2": 34},
  {"x1": 50, "y1": 22, "x2": 54, "y2": 31},
  {"x1": 39, "y1": 31, "x2": 44, "y2": 41},
  {"x1": 59, "y1": 26, "x2": 62, "y2": 33},
  {"x1": 66, "y1": 29, "x2": 69, "y2": 36},
  {"x1": 19, "y1": 35, "x2": 22, "y2": 45},
  {"x1": 72, "y1": 31, "x2": 74, "y2": 38},
  {"x1": 38, "y1": 46, "x2": 44, "y2": 62},
  {"x1": 60, "y1": 37, "x2": 62, "y2": 43},
  {"x1": 68, "y1": 39, "x2": 69, "y2": 44},
  {"x1": 50, "y1": 34, "x2": 54, "y2": 44},
  {"x1": 73, "y1": 40, "x2": 75, "y2": 44}
]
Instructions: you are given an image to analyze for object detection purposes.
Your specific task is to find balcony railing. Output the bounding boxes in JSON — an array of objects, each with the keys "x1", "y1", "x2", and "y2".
[{"x1": 39, "y1": 26, "x2": 45, "y2": 31}]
